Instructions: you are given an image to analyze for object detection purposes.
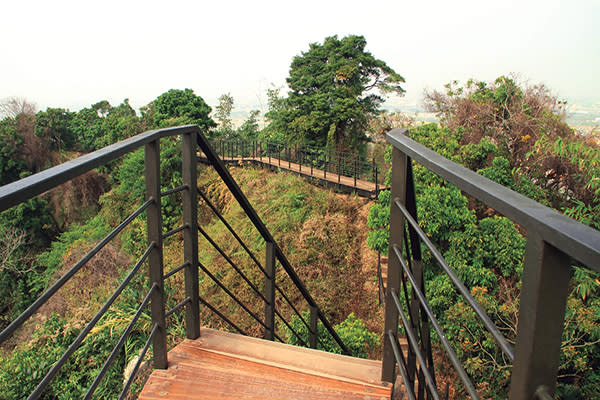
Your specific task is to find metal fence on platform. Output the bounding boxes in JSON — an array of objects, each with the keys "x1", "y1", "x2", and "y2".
[{"x1": 381, "y1": 128, "x2": 600, "y2": 400}]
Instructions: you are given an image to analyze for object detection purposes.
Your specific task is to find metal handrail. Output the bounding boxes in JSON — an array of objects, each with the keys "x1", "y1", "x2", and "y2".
[
  {"x1": 382, "y1": 128, "x2": 600, "y2": 399},
  {"x1": 0, "y1": 125, "x2": 196, "y2": 213},
  {"x1": 386, "y1": 129, "x2": 600, "y2": 270}
]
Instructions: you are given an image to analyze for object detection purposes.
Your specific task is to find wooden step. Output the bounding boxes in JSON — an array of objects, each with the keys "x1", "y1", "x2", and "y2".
[{"x1": 139, "y1": 328, "x2": 394, "y2": 400}]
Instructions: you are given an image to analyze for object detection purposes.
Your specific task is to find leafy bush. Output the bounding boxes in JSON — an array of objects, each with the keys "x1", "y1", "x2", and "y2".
[{"x1": 286, "y1": 311, "x2": 379, "y2": 358}]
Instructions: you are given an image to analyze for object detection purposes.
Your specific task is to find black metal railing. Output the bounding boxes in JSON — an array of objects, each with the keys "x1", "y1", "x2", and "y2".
[
  {"x1": 0, "y1": 125, "x2": 347, "y2": 400},
  {"x1": 206, "y1": 139, "x2": 385, "y2": 197},
  {"x1": 381, "y1": 128, "x2": 600, "y2": 400}
]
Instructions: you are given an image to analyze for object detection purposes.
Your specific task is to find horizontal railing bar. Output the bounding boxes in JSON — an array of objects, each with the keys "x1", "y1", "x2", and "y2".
[
  {"x1": 394, "y1": 198, "x2": 515, "y2": 361},
  {"x1": 165, "y1": 297, "x2": 191, "y2": 319},
  {"x1": 0, "y1": 199, "x2": 153, "y2": 345},
  {"x1": 198, "y1": 261, "x2": 268, "y2": 330},
  {"x1": 197, "y1": 187, "x2": 268, "y2": 278},
  {"x1": 275, "y1": 310, "x2": 309, "y2": 347},
  {"x1": 199, "y1": 296, "x2": 247, "y2": 336},
  {"x1": 161, "y1": 185, "x2": 188, "y2": 197},
  {"x1": 387, "y1": 331, "x2": 417, "y2": 400},
  {"x1": 163, "y1": 262, "x2": 190, "y2": 280},
  {"x1": 163, "y1": 224, "x2": 189, "y2": 239},
  {"x1": 387, "y1": 129, "x2": 600, "y2": 271},
  {"x1": 198, "y1": 133, "x2": 350, "y2": 354},
  {"x1": 198, "y1": 225, "x2": 268, "y2": 304},
  {"x1": 0, "y1": 125, "x2": 198, "y2": 213},
  {"x1": 118, "y1": 323, "x2": 158, "y2": 400},
  {"x1": 24, "y1": 242, "x2": 153, "y2": 400},
  {"x1": 83, "y1": 283, "x2": 157, "y2": 400},
  {"x1": 274, "y1": 283, "x2": 311, "y2": 332},
  {"x1": 392, "y1": 244, "x2": 480, "y2": 399},
  {"x1": 391, "y1": 291, "x2": 442, "y2": 400}
]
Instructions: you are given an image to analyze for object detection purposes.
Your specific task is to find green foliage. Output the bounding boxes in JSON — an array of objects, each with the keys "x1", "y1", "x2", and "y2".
[
  {"x1": 286, "y1": 312, "x2": 379, "y2": 358},
  {"x1": 236, "y1": 110, "x2": 261, "y2": 140},
  {"x1": 35, "y1": 108, "x2": 75, "y2": 152},
  {"x1": 477, "y1": 156, "x2": 514, "y2": 188},
  {"x1": 369, "y1": 77, "x2": 600, "y2": 397},
  {"x1": 267, "y1": 35, "x2": 404, "y2": 151},
  {"x1": 0, "y1": 309, "x2": 148, "y2": 399},
  {"x1": 115, "y1": 136, "x2": 183, "y2": 228},
  {"x1": 0, "y1": 118, "x2": 26, "y2": 185},
  {"x1": 149, "y1": 88, "x2": 216, "y2": 131},
  {"x1": 460, "y1": 137, "x2": 497, "y2": 171}
]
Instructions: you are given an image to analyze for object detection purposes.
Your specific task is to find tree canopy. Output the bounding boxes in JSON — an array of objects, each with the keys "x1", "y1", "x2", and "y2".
[
  {"x1": 267, "y1": 35, "x2": 405, "y2": 152},
  {"x1": 146, "y1": 88, "x2": 216, "y2": 131}
]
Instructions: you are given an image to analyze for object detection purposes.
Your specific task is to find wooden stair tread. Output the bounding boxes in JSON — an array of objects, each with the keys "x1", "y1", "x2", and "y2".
[{"x1": 139, "y1": 328, "x2": 393, "y2": 400}]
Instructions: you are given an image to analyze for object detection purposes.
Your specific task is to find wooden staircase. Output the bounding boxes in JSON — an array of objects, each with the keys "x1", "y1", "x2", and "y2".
[{"x1": 139, "y1": 328, "x2": 396, "y2": 399}]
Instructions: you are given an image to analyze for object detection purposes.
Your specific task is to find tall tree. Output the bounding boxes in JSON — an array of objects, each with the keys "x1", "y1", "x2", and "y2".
[
  {"x1": 268, "y1": 35, "x2": 405, "y2": 151},
  {"x1": 149, "y1": 88, "x2": 216, "y2": 131},
  {"x1": 214, "y1": 93, "x2": 234, "y2": 137}
]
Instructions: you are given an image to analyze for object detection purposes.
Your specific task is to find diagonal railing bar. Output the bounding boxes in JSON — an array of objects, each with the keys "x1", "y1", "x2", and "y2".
[
  {"x1": 391, "y1": 291, "x2": 443, "y2": 400},
  {"x1": 166, "y1": 298, "x2": 192, "y2": 319},
  {"x1": 274, "y1": 283, "x2": 311, "y2": 332},
  {"x1": 198, "y1": 261, "x2": 268, "y2": 330},
  {"x1": 163, "y1": 262, "x2": 190, "y2": 280},
  {"x1": 198, "y1": 296, "x2": 247, "y2": 336},
  {"x1": 197, "y1": 225, "x2": 268, "y2": 304},
  {"x1": 82, "y1": 283, "x2": 158, "y2": 400},
  {"x1": 118, "y1": 323, "x2": 158, "y2": 400},
  {"x1": 0, "y1": 198, "x2": 153, "y2": 345},
  {"x1": 197, "y1": 187, "x2": 267, "y2": 278},
  {"x1": 160, "y1": 185, "x2": 187, "y2": 197},
  {"x1": 163, "y1": 224, "x2": 189, "y2": 239},
  {"x1": 274, "y1": 309, "x2": 309, "y2": 348},
  {"x1": 392, "y1": 243, "x2": 480, "y2": 399},
  {"x1": 388, "y1": 331, "x2": 417, "y2": 400},
  {"x1": 394, "y1": 198, "x2": 515, "y2": 361},
  {"x1": 23, "y1": 242, "x2": 153, "y2": 400}
]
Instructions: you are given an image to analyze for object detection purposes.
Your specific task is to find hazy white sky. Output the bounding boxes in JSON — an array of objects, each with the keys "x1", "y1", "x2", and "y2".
[{"x1": 1, "y1": 0, "x2": 598, "y2": 114}]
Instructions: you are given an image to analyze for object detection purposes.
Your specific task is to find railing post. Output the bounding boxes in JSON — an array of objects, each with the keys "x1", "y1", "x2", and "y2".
[
  {"x1": 375, "y1": 165, "x2": 379, "y2": 198},
  {"x1": 354, "y1": 156, "x2": 358, "y2": 191},
  {"x1": 338, "y1": 155, "x2": 342, "y2": 184},
  {"x1": 509, "y1": 233, "x2": 571, "y2": 399},
  {"x1": 310, "y1": 306, "x2": 318, "y2": 349},
  {"x1": 382, "y1": 146, "x2": 408, "y2": 383},
  {"x1": 264, "y1": 242, "x2": 276, "y2": 341},
  {"x1": 182, "y1": 131, "x2": 200, "y2": 339},
  {"x1": 145, "y1": 139, "x2": 168, "y2": 369}
]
